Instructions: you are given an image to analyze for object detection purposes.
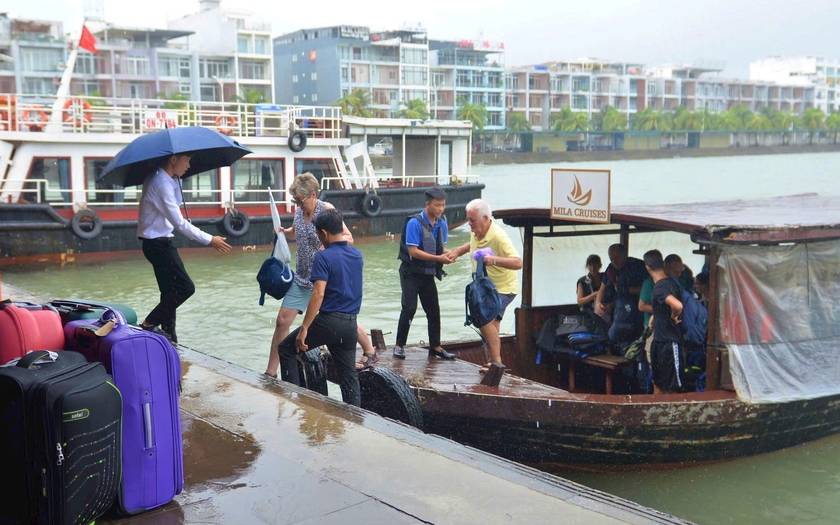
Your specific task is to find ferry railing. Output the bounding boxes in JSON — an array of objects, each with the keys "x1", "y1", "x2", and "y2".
[
  {"x1": 0, "y1": 94, "x2": 345, "y2": 140},
  {"x1": 319, "y1": 172, "x2": 478, "y2": 191}
]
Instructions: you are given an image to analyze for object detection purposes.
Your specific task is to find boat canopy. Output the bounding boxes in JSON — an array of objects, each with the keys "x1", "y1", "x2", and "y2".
[{"x1": 497, "y1": 193, "x2": 840, "y2": 404}]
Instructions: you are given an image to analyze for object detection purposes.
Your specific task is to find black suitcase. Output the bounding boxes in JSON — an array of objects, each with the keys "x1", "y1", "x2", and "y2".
[{"x1": 0, "y1": 350, "x2": 122, "y2": 525}]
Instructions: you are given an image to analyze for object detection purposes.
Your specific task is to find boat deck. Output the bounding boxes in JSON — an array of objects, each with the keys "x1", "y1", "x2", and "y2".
[{"x1": 382, "y1": 344, "x2": 578, "y2": 398}]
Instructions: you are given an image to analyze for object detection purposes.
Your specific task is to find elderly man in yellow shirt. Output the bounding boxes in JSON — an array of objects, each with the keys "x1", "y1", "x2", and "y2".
[{"x1": 453, "y1": 199, "x2": 523, "y2": 373}]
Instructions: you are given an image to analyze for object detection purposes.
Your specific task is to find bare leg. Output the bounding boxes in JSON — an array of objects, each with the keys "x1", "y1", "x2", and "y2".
[
  {"x1": 266, "y1": 307, "x2": 299, "y2": 377},
  {"x1": 479, "y1": 319, "x2": 503, "y2": 364},
  {"x1": 355, "y1": 323, "x2": 378, "y2": 370}
]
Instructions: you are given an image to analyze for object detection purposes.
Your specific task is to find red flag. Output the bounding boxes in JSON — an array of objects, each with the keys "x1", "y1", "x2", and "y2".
[{"x1": 79, "y1": 25, "x2": 98, "y2": 54}]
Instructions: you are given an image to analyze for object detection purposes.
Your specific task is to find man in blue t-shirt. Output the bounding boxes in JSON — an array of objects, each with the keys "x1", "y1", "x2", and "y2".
[
  {"x1": 277, "y1": 209, "x2": 364, "y2": 406},
  {"x1": 596, "y1": 243, "x2": 648, "y2": 345},
  {"x1": 394, "y1": 187, "x2": 457, "y2": 360},
  {"x1": 645, "y1": 249, "x2": 685, "y2": 394}
]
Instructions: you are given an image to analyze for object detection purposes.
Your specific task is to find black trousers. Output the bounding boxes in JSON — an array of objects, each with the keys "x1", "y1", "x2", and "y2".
[
  {"x1": 395, "y1": 263, "x2": 441, "y2": 348},
  {"x1": 141, "y1": 238, "x2": 195, "y2": 337},
  {"x1": 277, "y1": 311, "x2": 360, "y2": 406}
]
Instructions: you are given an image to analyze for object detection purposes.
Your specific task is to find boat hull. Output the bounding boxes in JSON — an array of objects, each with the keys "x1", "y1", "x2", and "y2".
[
  {"x1": 0, "y1": 184, "x2": 483, "y2": 262},
  {"x1": 417, "y1": 387, "x2": 840, "y2": 469}
]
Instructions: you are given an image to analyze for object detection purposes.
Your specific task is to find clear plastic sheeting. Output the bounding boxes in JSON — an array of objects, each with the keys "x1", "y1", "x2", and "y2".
[{"x1": 718, "y1": 240, "x2": 840, "y2": 404}]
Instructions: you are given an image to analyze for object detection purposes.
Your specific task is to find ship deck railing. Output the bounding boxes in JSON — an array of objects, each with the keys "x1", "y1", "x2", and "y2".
[{"x1": 0, "y1": 93, "x2": 343, "y2": 140}]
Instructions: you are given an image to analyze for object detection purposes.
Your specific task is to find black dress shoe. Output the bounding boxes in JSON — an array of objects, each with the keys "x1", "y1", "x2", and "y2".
[
  {"x1": 141, "y1": 324, "x2": 173, "y2": 342},
  {"x1": 393, "y1": 346, "x2": 406, "y2": 359},
  {"x1": 429, "y1": 348, "x2": 456, "y2": 360}
]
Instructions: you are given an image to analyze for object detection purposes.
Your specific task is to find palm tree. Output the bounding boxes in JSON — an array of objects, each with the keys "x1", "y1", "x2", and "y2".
[
  {"x1": 708, "y1": 110, "x2": 740, "y2": 131},
  {"x1": 592, "y1": 106, "x2": 626, "y2": 132},
  {"x1": 229, "y1": 89, "x2": 266, "y2": 104},
  {"x1": 673, "y1": 110, "x2": 703, "y2": 131},
  {"x1": 334, "y1": 88, "x2": 373, "y2": 117},
  {"x1": 632, "y1": 107, "x2": 672, "y2": 132},
  {"x1": 825, "y1": 113, "x2": 840, "y2": 144},
  {"x1": 743, "y1": 113, "x2": 773, "y2": 146},
  {"x1": 456, "y1": 97, "x2": 487, "y2": 131},
  {"x1": 506, "y1": 112, "x2": 531, "y2": 131},
  {"x1": 550, "y1": 107, "x2": 574, "y2": 131},
  {"x1": 728, "y1": 105, "x2": 754, "y2": 130},
  {"x1": 771, "y1": 110, "x2": 799, "y2": 145},
  {"x1": 800, "y1": 108, "x2": 826, "y2": 144},
  {"x1": 396, "y1": 99, "x2": 430, "y2": 120}
]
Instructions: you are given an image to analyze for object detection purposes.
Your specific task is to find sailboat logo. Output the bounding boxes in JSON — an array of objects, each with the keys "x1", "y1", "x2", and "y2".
[{"x1": 567, "y1": 175, "x2": 593, "y2": 206}]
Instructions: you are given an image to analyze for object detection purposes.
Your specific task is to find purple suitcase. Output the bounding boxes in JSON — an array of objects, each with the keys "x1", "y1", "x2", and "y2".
[{"x1": 65, "y1": 309, "x2": 184, "y2": 514}]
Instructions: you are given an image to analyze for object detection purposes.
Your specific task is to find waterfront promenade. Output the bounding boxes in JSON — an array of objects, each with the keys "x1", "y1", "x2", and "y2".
[{"x1": 1, "y1": 283, "x2": 690, "y2": 524}]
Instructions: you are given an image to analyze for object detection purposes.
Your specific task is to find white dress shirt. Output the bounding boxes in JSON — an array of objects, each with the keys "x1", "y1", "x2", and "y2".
[{"x1": 137, "y1": 168, "x2": 212, "y2": 245}]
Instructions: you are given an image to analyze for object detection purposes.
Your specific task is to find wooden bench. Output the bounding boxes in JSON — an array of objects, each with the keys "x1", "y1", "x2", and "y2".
[{"x1": 557, "y1": 353, "x2": 632, "y2": 395}]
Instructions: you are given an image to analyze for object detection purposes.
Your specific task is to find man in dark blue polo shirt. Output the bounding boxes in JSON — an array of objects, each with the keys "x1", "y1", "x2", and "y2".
[{"x1": 277, "y1": 209, "x2": 364, "y2": 406}]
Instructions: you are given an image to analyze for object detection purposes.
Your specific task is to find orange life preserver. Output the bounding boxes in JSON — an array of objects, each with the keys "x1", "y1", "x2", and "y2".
[
  {"x1": 0, "y1": 95, "x2": 15, "y2": 131},
  {"x1": 20, "y1": 105, "x2": 48, "y2": 132},
  {"x1": 215, "y1": 114, "x2": 236, "y2": 135},
  {"x1": 63, "y1": 98, "x2": 93, "y2": 127}
]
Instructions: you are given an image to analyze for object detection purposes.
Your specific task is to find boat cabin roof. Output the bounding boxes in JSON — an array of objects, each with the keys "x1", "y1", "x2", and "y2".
[
  {"x1": 343, "y1": 115, "x2": 473, "y2": 138},
  {"x1": 495, "y1": 193, "x2": 840, "y2": 245}
]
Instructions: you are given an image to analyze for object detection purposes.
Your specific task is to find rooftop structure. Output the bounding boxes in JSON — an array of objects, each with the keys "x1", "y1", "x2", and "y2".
[{"x1": 750, "y1": 56, "x2": 839, "y2": 113}]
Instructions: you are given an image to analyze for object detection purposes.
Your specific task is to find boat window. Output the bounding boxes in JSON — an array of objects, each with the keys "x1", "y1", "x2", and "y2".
[
  {"x1": 530, "y1": 226, "x2": 702, "y2": 307},
  {"x1": 85, "y1": 158, "x2": 131, "y2": 205},
  {"x1": 24, "y1": 157, "x2": 71, "y2": 205},
  {"x1": 231, "y1": 159, "x2": 284, "y2": 202},
  {"x1": 181, "y1": 169, "x2": 220, "y2": 203},
  {"x1": 295, "y1": 159, "x2": 338, "y2": 190}
]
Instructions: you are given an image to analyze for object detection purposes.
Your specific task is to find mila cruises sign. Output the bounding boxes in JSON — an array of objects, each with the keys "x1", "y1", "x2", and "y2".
[{"x1": 550, "y1": 168, "x2": 611, "y2": 224}]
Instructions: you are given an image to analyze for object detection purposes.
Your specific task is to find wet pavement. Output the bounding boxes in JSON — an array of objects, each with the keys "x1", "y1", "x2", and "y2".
[{"x1": 2, "y1": 283, "x2": 691, "y2": 525}]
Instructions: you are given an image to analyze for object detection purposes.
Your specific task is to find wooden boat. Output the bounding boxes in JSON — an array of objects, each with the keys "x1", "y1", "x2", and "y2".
[
  {"x1": 369, "y1": 193, "x2": 840, "y2": 470},
  {"x1": 0, "y1": 94, "x2": 481, "y2": 263}
]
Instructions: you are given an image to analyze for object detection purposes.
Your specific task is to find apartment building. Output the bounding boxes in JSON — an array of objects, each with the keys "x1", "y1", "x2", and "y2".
[
  {"x1": 1, "y1": 0, "x2": 272, "y2": 103},
  {"x1": 505, "y1": 59, "x2": 646, "y2": 130},
  {"x1": 648, "y1": 63, "x2": 815, "y2": 114},
  {"x1": 749, "y1": 56, "x2": 839, "y2": 113},
  {"x1": 273, "y1": 25, "x2": 432, "y2": 116},
  {"x1": 429, "y1": 39, "x2": 505, "y2": 129}
]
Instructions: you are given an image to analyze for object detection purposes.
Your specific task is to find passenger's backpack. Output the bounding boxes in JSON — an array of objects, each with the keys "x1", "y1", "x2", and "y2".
[
  {"x1": 671, "y1": 276, "x2": 708, "y2": 348},
  {"x1": 256, "y1": 234, "x2": 295, "y2": 306},
  {"x1": 464, "y1": 258, "x2": 502, "y2": 328}
]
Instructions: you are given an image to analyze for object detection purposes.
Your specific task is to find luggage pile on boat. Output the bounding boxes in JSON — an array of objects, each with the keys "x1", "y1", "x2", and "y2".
[{"x1": 0, "y1": 299, "x2": 183, "y2": 524}]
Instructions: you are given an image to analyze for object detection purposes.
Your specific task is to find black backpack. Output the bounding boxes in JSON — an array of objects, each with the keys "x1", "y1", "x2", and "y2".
[{"x1": 464, "y1": 258, "x2": 502, "y2": 328}]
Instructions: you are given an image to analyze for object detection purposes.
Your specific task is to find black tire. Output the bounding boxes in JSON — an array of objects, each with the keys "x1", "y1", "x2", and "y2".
[
  {"x1": 359, "y1": 367, "x2": 424, "y2": 431},
  {"x1": 288, "y1": 130, "x2": 307, "y2": 152},
  {"x1": 359, "y1": 193, "x2": 383, "y2": 218},
  {"x1": 221, "y1": 209, "x2": 250, "y2": 237},
  {"x1": 297, "y1": 347, "x2": 328, "y2": 396},
  {"x1": 70, "y1": 209, "x2": 103, "y2": 240}
]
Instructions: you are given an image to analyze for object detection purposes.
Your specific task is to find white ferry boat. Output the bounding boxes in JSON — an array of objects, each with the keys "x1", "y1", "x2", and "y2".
[{"x1": 0, "y1": 94, "x2": 481, "y2": 263}]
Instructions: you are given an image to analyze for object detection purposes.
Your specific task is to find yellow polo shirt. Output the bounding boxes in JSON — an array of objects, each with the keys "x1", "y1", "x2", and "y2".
[{"x1": 470, "y1": 220, "x2": 520, "y2": 295}]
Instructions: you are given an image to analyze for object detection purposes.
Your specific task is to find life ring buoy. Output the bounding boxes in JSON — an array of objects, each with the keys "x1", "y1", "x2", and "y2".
[
  {"x1": 70, "y1": 209, "x2": 103, "y2": 240},
  {"x1": 215, "y1": 114, "x2": 236, "y2": 135},
  {"x1": 288, "y1": 130, "x2": 307, "y2": 152},
  {"x1": 20, "y1": 105, "x2": 48, "y2": 132},
  {"x1": 359, "y1": 193, "x2": 383, "y2": 218},
  {"x1": 63, "y1": 98, "x2": 93, "y2": 128},
  {"x1": 0, "y1": 95, "x2": 15, "y2": 131},
  {"x1": 221, "y1": 209, "x2": 250, "y2": 237},
  {"x1": 359, "y1": 366, "x2": 424, "y2": 430}
]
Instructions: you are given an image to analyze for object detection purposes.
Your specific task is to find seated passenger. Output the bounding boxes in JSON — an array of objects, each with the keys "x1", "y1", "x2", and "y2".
[
  {"x1": 576, "y1": 254, "x2": 604, "y2": 316},
  {"x1": 595, "y1": 244, "x2": 647, "y2": 346},
  {"x1": 665, "y1": 254, "x2": 694, "y2": 294}
]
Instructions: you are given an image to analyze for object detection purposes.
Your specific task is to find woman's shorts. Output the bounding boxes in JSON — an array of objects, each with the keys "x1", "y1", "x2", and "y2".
[{"x1": 281, "y1": 282, "x2": 313, "y2": 313}]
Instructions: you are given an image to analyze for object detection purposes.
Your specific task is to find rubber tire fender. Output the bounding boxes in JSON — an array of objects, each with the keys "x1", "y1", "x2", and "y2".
[
  {"x1": 359, "y1": 193, "x2": 383, "y2": 218},
  {"x1": 288, "y1": 130, "x2": 307, "y2": 152},
  {"x1": 70, "y1": 209, "x2": 103, "y2": 240},
  {"x1": 297, "y1": 347, "x2": 328, "y2": 396},
  {"x1": 221, "y1": 209, "x2": 250, "y2": 237},
  {"x1": 359, "y1": 366, "x2": 424, "y2": 431}
]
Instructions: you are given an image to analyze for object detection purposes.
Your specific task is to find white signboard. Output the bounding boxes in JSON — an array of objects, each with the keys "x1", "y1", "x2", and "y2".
[
  {"x1": 144, "y1": 110, "x2": 178, "y2": 131},
  {"x1": 550, "y1": 168, "x2": 611, "y2": 224}
]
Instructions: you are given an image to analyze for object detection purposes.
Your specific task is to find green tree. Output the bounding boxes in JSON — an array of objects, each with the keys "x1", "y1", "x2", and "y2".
[
  {"x1": 743, "y1": 113, "x2": 773, "y2": 146},
  {"x1": 825, "y1": 113, "x2": 840, "y2": 144},
  {"x1": 550, "y1": 107, "x2": 574, "y2": 131},
  {"x1": 632, "y1": 107, "x2": 672, "y2": 131},
  {"x1": 456, "y1": 97, "x2": 488, "y2": 131},
  {"x1": 728, "y1": 105, "x2": 754, "y2": 129},
  {"x1": 230, "y1": 89, "x2": 267, "y2": 104},
  {"x1": 593, "y1": 106, "x2": 626, "y2": 132},
  {"x1": 800, "y1": 108, "x2": 826, "y2": 144},
  {"x1": 334, "y1": 88, "x2": 373, "y2": 117},
  {"x1": 770, "y1": 110, "x2": 800, "y2": 145},
  {"x1": 673, "y1": 110, "x2": 704, "y2": 131},
  {"x1": 708, "y1": 110, "x2": 740, "y2": 131},
  {"x1": 506, "y1": 112, "x2": 531, "y2": 131},
  {"x1": 395, "y1": 99, "x2": 430, "y2": 120}
]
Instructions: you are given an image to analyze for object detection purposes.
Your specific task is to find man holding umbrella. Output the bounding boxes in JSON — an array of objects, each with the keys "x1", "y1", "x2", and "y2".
[
  {"x1": 98, "y1": 127, "x2": 251, "y2": 343},
  {"x1": 137, "y1": 152, "x2": 231, "y2": 342}
]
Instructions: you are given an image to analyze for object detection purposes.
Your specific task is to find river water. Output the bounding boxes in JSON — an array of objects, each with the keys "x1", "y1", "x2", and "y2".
[{"x1": 5, "y1": 151, "x2": 840, "y2": 524}]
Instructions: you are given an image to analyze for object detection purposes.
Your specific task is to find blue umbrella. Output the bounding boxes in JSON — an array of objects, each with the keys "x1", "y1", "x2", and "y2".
[{"x1": 97, "y1": 126, "x2": 253, "y2": 187}]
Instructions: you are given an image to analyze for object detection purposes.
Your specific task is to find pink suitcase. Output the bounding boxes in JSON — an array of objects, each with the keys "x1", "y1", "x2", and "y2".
[{"x1": 0, "y1": 302, "x2": 64, "y2": 364}]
